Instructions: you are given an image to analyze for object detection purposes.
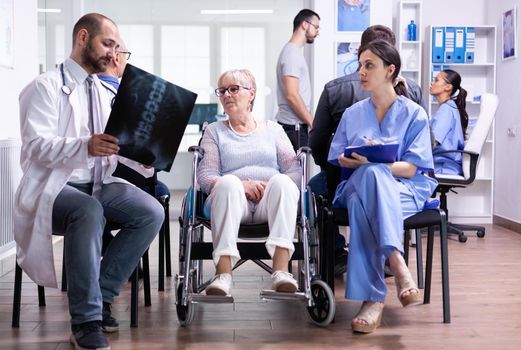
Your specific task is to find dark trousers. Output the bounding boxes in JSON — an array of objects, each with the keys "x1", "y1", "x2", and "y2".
[{"x1": 278, "y1": 122, "x2": 309, "y2": 152}]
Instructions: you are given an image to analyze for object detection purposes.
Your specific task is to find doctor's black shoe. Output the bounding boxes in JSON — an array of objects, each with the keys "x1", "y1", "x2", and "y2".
[
  {"x1": 70, "y1": 320, "x2": 110, "y2": 350},
  {"x1": 101, "y1": 302, "x2": 119, "y2": 333}
]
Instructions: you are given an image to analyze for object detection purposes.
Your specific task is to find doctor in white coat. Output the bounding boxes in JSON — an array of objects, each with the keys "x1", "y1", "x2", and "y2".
[{"x1": 15, "y1": 13, "x2": 164, "y2": 350}]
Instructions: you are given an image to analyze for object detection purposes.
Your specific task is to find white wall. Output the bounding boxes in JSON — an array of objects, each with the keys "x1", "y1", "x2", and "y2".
[
  {"x1": 485, "y1": 0, "x2": 521, "y2": 224},
  {"x1": 311, "y1": 0, "x2": 392, "y2": 110},
  {"x1": 415, "y1": 0, "x2": 487, "y2": 26},
  {"x1": 0, "y1": 0, "x2": 38, "y2": 140}
]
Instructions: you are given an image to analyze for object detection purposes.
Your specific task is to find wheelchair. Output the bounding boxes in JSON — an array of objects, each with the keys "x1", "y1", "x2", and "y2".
[{"x1": 175, "y1": 145, "x2": 335, "y2": 327}]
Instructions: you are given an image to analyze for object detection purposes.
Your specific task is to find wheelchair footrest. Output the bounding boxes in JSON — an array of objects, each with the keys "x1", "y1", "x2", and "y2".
[
  {"x1": 259, "y1": 290, "x2": 308, "y2": 302},
  {"x1": 189, "y1": 294, "x2": 234, "y2": 304}
]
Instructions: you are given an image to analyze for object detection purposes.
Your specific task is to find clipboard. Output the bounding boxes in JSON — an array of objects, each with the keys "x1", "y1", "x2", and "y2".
[
  {"x1": 341, "y1": 143, "x2": 399, "y2": 180},
  {"x1": 104, "y1": 64, "x2": 198, "y2": 172}
]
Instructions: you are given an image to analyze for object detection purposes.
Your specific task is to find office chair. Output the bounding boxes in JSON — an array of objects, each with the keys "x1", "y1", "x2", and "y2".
[{"x1": 433, "y1": 93, "x2": 499, "y2": 243}]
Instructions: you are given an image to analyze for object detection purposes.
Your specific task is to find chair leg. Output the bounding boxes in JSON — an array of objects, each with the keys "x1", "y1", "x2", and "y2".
[
  {"x1": 319, "y1": 205, "x2": 335, "y2": 293},
  {"x1": 130, "y1": 266, "x2": 139, "y2": 328},
  {"x1": 158, "y1": 195, "x2": 171, "y2": 290},
  {"x1": 439, "y1": 211, "x2": 451, "y2": 323},
  {"x1": 61, "y1": 252, "x2": 67, "y2": 292},
  {"x1": 415, "y1": 229, "x2": 424, "y2": 289},
  {"x1": 142, "y1": 250, "x2": 151, "y2": 307},
  {"x1": 424, "y1": 226, "x2": 434, "y2": 305},
  {"x1": 403, "y1": 229, "x2": 410, "y2": 265},
  {"x1": 164, "y1": 198, "x2": 172, "y2": 277},
  {"x1": 158, "y1": 220, "x2": 165, "y2": 292},
  {"x1": 38, "y1": 286, "x2": 46, "y2": 307},
  {"x1": 12, "y1": 262, "x2": 23, "y2": 328}
]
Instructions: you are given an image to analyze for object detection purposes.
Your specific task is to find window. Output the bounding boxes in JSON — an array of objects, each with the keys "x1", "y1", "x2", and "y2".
[
  {"x1": 221, "y1": 27, "x2": 266, "y2": 119},
  {"x1": 119, "y1": 25, "x2": 154, "y2": 73},
  {"x1": 55, "y1": 24, "x2": 65, "y2": 68},
  {"x1": 161, "y1": 26, "x2": 210, "y2": 103}
]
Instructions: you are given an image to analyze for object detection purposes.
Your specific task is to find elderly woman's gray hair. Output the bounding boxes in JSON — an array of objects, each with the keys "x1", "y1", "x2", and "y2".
[{"x1": 217, "y1": 69, "x2": 257, "y2": 111}]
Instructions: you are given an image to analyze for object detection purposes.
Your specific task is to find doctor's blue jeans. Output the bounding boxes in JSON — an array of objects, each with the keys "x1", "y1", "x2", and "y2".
[{"x1": 52, "y1": 182, "x2": 164, "y2": 325}]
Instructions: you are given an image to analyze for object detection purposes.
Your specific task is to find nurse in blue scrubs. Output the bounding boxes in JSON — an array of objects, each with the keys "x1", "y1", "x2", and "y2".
[
  {"x1": 328, "y1": 40, "x2": 438, "y2": 333},
  {"x1": 429, "y1": 69, "x2": 469, "y2": 175}
]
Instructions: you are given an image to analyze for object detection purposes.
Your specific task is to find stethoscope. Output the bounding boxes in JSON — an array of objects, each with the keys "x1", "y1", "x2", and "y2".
[
  {"x1": 60, "y1": 63, "x2": 73, "y2": 95},
  {"x1": 99, "y1": 79, "x2": 117, "y2": 108},
  {"x1": 61, "y1": 63, "x2": 117, "y2": 107}
]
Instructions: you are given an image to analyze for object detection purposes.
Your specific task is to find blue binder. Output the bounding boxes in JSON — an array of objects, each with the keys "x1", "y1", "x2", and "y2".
[
  {"x1": 432, "y1": 27, "x2": 445, "y2": 63},
  {"x1": 341, "y1": 143, "x2": 399, "y2": 180},
  {"x1": 465, "y1": 27, "x2": 475, "y2": 63},
  {"x1": 431, "y1": 65, "x2": 442, "y2": 102},
  {"x1": 444, "y1": 27, "x2": 455, "y2": 63},
  {"x1": 454, "y1": 27, "x2": 466, "y2": 63}
]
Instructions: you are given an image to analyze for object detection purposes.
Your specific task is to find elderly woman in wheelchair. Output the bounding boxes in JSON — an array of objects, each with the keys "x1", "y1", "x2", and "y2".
[
  {"x1": 197, "y1": 69, "x2": 301, "y2": 296},
  {"x1": 176, "y1": 69, "x2": 335, "y2": 326}
]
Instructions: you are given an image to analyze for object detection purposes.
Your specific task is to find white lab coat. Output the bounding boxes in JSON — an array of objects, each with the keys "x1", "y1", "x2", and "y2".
[{"x1": 14, "y1": 61, "x2": 152, "y2": 288}]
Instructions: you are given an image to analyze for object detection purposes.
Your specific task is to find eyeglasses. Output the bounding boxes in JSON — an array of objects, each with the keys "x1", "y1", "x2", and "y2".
[
  {"x1": 214, "y1": 85, "x2": 251, "y2": 97},
  {"x1": 305, "y1": 20, "x2": 320, "y2": 31},
  {"x1": 117, "y1": 51, "x2": 131, "y2": 60}
]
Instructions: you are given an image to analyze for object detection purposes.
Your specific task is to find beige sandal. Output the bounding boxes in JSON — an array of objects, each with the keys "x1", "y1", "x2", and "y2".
[
  {"x1": 395, "y1": 273, "x2": 422, "y2": 307},
  {"x1": 351, "y1": 302, "x2": 384, "y2": 333}
]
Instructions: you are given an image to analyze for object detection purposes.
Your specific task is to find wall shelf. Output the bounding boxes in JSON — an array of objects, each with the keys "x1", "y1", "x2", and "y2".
[
  {"x1": 426, "y1": 25, "x2": 497, "y2": 223},
  {"x1": 398, "y1": 1, "x2": 422, "y2": 85}
]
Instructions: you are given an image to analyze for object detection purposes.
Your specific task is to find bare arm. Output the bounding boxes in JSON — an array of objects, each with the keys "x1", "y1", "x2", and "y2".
[
  {"x1": 389, "y1": 161, "x2": 417, "y2": 178},
  {"x1": 283, "y1": 76, "x2": 313, "y2": 127}
]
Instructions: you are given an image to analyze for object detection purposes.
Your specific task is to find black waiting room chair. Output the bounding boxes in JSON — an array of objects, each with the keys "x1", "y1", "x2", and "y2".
[
  {"x1": 318, "y1": 201, "x2": 451, "y2": 324},
  {"x1": 12, "y1": 162, "x2": 171, "y2": 328}
]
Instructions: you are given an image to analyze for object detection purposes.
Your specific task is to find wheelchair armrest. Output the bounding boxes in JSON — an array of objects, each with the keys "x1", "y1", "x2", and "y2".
[
  {"x1": 297, "y1": 146, "x2": 311, "y2": 154},
  {"x1": 188, "y1": 145, "x2": 204, "y2": 157}
]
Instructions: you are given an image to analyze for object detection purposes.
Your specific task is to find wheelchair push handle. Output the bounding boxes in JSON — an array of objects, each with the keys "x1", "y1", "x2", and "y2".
[{"x1": 188, "y1": 145, "x2": 204, "y2": 157}]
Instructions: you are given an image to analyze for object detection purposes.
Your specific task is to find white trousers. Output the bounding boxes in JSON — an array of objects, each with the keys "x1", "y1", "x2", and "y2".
[{"x1": 204, "y1": 174, "x2": 300, "y2": 266}]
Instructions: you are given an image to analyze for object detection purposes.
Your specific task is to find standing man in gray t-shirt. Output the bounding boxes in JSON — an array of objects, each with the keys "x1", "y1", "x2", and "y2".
[{"x1": 276, "y1": 9, "x2": 320, "y2": 151}]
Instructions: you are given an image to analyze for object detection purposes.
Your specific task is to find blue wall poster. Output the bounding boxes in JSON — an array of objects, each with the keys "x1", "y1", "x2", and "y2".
[
  {"x1": 337, "y1": 0, "x2": 370, "y2": 32},
  {"x1": 336, "y1": 41, "x2": 360, "y2": 77}
]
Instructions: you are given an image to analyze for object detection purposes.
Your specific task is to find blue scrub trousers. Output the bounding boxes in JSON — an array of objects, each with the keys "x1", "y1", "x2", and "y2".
[{"x1": 333, "y1": 163, "x2": 421, "y2": 302}]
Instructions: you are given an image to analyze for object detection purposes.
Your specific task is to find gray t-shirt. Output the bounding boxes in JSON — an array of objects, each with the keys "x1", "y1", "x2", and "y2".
[{"x1": 275, "y1": 42, "x2": 311, "y2": 125}]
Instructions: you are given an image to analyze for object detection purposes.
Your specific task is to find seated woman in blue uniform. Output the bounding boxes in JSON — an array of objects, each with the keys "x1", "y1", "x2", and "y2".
[
  {"x1": 429, "y1": 69, "x2": 469, "y2": 175},
  {"x1": 327, "y1": 40, "x2": 438, "y2": 334}
]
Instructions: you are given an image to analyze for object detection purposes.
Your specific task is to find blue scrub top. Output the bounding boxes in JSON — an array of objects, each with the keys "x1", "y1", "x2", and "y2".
[
  {"x1": 328, "y1": 96, "x2": 438, "y2": 209},
  {"x1": 431, "y1": 100, "x2": 464, "y2": 175}
]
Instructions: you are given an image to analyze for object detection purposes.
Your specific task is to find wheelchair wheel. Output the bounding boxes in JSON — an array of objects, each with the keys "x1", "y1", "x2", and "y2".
[
  {"x1": 307, "y1": 279, "x2": 335, "y2": 326},
  {"x1": 176, "y1": 282, "x2": 195, "y2": 326}
]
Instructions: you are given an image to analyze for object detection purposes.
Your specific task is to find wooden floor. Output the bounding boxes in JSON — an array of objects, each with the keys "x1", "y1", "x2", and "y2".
[{"x1": 2, "y1": 200, "x2": 521, "y2": 349}]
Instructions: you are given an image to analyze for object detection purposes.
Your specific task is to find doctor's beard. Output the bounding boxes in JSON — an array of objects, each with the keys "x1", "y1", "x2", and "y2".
[{"x1": 82, "y1": 40, "x2": 112, "y2": 74}]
